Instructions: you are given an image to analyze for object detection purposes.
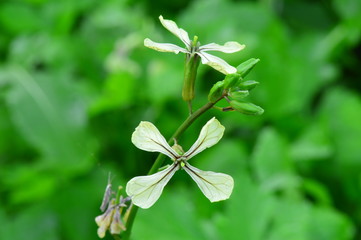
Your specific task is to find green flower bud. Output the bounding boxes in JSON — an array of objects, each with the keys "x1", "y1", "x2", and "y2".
[
  {"x1": 237, "y1": 80, "x2": 259, "y2": 90},
  {"x1": 236, "y1": 58, "x2": 260, "y2": 77},
  {"x1": 223, "y1": 73, "x2": 241, "y2": 89},
  {"x1": 229, "y1": 90, "x2": 249, "y2": 100},
  {"x1": 208, "y1": 81, "x2": 225, "y2": 103},
  {"x1": 230, "y1": 100, "x2": 264, "y2": 115}
]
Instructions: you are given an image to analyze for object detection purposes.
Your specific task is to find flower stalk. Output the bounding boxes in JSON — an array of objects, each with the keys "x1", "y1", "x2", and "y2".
[{"x1": 96, "y1": 14, "x2": 264, "y2": 240}]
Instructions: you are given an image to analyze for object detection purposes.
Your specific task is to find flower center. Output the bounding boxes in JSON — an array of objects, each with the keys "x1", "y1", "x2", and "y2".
[
  {"x1": 190, "y1": 35, "x2": 200, "y2": 54},
  {"x1": 175, "y1": 156, "x2": 188, "y2": 168}
]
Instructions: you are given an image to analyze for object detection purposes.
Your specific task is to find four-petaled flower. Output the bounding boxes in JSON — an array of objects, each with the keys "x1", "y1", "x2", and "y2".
[
  {"x1": 126, "y1": 117, "x2": 234, "y2": 209},
  {"x1": 145, "y1": 15, "x2": 245, "y2": 75}
]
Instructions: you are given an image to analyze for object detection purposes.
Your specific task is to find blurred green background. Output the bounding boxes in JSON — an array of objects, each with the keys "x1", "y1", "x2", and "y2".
[{"x1": 1, "y1": 0, "x2": 361, "y2": 239}]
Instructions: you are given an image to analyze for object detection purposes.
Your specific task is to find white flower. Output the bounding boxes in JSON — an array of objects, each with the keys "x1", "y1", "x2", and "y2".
[
  {"x1": 126, "y1": 117, "x2": 234, "y2": 209},
  {"x1": 144, "y1": 15, "x2": 245, "y2": 75}
]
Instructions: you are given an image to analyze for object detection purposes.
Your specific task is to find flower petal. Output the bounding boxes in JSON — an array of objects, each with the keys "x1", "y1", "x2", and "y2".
[
  {"x1": 110, "y1": 207, "x2": 126, "y2": 234},
  {"x1": 95, "y1": 202, "x2": 116, "y2": 238},
  {"x1": 126, "y1": 163, "x2": 180, "y2": 209},
  {"x1": 132, "y1": 121, "x2": 179, "y2": 160},
  {"x1": 199, "y1": 41, "x2": 245, "y2": 53},
  {"x1": 184, "y1": 117, "x2": 225, "y2": 159},
  {"x1": 197, "y1": 51, "x2": 237, "y2": 74},
  {"x1": 159, "y1": 15, "x2": 191, "y2": 48},
  {"x1": 144, "y1": 38, "x2": 188, "y2": 54},
  {"x1": 183, "y1": 163, "x2": 234, "y2": 202},
  {"x1": 97, "y1": 226, "x2": 107, "y2": 239}
]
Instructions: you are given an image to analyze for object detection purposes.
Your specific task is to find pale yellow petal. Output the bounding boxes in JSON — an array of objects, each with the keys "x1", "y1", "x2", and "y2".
[
  {"x1": 197, "y1": 52, "x2": 237, "y2": 74},
  {"x1": 159, "y1": 15, "x2": 191, "y2": 47},
  {"x1": 132, "y1": 121, "x2": 179, "y2": 160},
  {"x1": 184, "y1": 163, "x2": 234, "y2": 202},
  {"x1": 144, "y1": 38, "x2": 188, "y2": 54},
  {"x1": 199, "y1": 42, "x2": 245, "y2": 53},
  {"x1": 110, "y1": 208, "x2": 126, "y2": 234},
  {"x1": 184, "y1": 117, "x2": 225, "y2": 159},
  {"x1": 95, "y1": 206, "x2": 116, "y2": 238},
  {"x1": 126, "y1": 164, "x2": 179, "y2": 209}
]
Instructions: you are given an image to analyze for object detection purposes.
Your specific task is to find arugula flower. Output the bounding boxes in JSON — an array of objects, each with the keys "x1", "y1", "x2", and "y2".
[
  {"x1": 145, "y1": 15, "x2": 245, "y2": 75},
  {"x1": 126, "y1": 117, "x2": 234, "y2": 209}
]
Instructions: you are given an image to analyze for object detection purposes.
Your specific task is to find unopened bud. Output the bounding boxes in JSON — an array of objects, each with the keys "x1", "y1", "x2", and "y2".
[
  {"x1": 237, "y1": 80, "x2": 259, "y2": 91},
  {"x1": 208, "y1": 81, "x2": 225, "y2": 103},
  {"x1": 223, "y1": 73, "x2": 241, "y2": 89},
  {"x1": 229, "y1": 90, "x2": 249, "y2": 100},
  {"x1": 236, "y1": 58, "x2": 260, "y2": 77},
  {"x1": 230, "y1": 100, "x2": 264, "y2": 115}
]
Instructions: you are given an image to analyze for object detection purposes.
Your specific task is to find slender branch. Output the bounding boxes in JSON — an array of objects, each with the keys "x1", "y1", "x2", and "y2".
[{"x1": 122, "y1": 101, "x2": 216, "y2": 240}]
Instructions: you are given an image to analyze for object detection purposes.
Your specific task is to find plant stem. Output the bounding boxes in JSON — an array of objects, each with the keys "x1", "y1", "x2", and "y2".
[{"x1": 122, "y1": 101, "x2": 216, "y2": 240}]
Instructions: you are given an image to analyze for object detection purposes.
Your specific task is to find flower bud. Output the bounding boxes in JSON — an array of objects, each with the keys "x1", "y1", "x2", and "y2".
[
  {"x1": 230, "y1": 100, "x2": 264, "y2": 115},
  {"x1": 236, "y1": 58, "x2": 260, "y2": 77},
  {"x1": 223, "y1": 73, "x2": 241, "y2": 89},
  {"x1": 237, "y1": 80, "x2": 259, "y2": 90},
  {"x1": 229, "y1": 90, "x2": 249, "y2": 101},
  {"x1": 208, "y1": 81, "x2": 225, "y2": 103}
]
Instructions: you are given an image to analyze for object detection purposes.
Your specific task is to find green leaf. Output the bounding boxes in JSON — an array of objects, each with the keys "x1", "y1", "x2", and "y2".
[
  {"x1": 90, "y1": 71, "x2": 135, "y2": 115},
  {"x1": 216, "y1": 171, "x2": 275, "y2": 240},
  {"x1": 319, "y1": 87, "x2": 361, "y2": 166},
  {"x1": 0, "y1": 3, "x2": 43, "y2": 34},
  {"x1": 4, "y1": 66, "x2": 95, "y2": 173},
  {"x1": 252, "y1": 127, "x2": 298, "y2": 191},
  {"x1": 0, "y1": 204, "x2": 58, "y2": 240},
  {"x1": 133, "y1": 186, "x2": 204, "y2": 240}
]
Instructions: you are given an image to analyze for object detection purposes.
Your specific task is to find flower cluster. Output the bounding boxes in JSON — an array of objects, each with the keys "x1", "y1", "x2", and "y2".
[
  {"x1": 126, "y1": 117, "x2": 234, "y2": 209},
  {"x1": 95, "y1": 183, "x2": 131, "y2": 238},
  {"x1": 95, "y1": 14, "x2": 264, "y2": 239}
]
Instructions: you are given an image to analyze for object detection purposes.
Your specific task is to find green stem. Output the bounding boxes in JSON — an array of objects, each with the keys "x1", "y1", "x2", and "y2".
[
  {"x1": 114, "y1": 186, "x2": 123, "y2": 205},
  {"x1": 122, "y1": 101, "x2": 216, "y2": 240}
]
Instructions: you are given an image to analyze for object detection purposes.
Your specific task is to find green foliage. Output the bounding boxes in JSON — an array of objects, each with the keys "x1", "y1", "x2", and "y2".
[{"x1": 1, "y1": 0, "x2": 361, "y2": 239}]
